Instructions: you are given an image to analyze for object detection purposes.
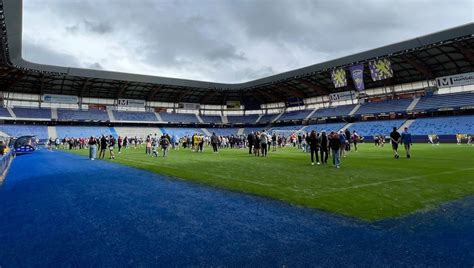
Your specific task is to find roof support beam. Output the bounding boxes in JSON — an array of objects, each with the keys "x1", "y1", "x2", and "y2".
[
  {"x1": 199, "y1": 91, "x2": 217, "y2": 104},
  {"x1": 115, "y1": 81, "x2": 129, "y2": 99},
  {"x1": 298, "y1": 79, "x2": 330, "y2": 95},
  {"x1": 146, "y1": 85, "x2": 162, "y2": 101},
  {"x1": 454, "y1": 44, "x2": 474, "y2": 64},
  {"x1": 4, "y1": 71, "x2": 26, "y2": 92},
  {"x1": 401, "y1": 56, "x2": 434, "y2": 79},
  {"x1": 79, "y1": 78, "x2": 91, "y2": 97},
  {"x1": 275, "y1": 85, "x2": 305, "y2": 99}
]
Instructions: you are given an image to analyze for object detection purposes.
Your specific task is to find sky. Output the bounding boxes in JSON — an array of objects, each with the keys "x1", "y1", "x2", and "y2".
[{"x1": 22, "y1": 0, "x2": 473, "y2": 83}]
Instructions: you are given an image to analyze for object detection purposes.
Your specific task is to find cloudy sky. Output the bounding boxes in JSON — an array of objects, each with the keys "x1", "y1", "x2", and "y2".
[{"x1": 22, "y1": 0, "x2": 473, "y2": 83}]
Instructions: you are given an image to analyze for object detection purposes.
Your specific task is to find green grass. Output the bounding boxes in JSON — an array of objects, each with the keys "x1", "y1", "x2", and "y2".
[{"x1": 66, "y1": 143, "x2": 474, "y2": 221}]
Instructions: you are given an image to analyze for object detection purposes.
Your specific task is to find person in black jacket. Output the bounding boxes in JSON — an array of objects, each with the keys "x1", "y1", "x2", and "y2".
[
  {"x1": 320, "y1": 131, "x2": 329, "y2": 164},
  {"x1": 211, "y1": 133, "x2": 219, "y2": 153},
  {"x1": 308, "y1": 130, "x2": 320, "y2": 165},
  {"x1": 329, "y1": 131, "x2": 342, "y2": 168},
  {"x1": 99, "y1": 135, "x2": 107, "y2": 159},
  {"x1": 247, "y1": 132, "x2": 255, "y2": 154}
]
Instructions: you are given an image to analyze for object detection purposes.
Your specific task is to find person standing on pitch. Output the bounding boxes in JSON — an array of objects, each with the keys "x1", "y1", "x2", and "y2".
[
  {"x1": 329, "y1": 131, "x2": 341, "y2": 168},
  {"x1": 320, "y1": 130, "x2": 329, "y2": 164},
  {"x1": 211, "y1": 132, "x2": 219, "y2": 153},
  {"x1": 401, "y1": 127, "x2": 412, "y2": 158},
  {"x1": 308, "y1": 130, "x2": 320, "y2": 165},
  {"x1": 390, "y1": 127, "x2": 401, "y2": 159},
  {"x1": 99, "y1": 135, "x2": 107, "y2": 159},
  {"x1": 247, "y1": 131, "x2": 255, "y2": 154},
  {"x1": 160, "y1": 134, "x2": 170, "y2": 157},
  {"x1": 260, "y1": 130, "x2": 268, "y2": 157},
  {"x1": 88, "y1": 136, "x2": 98, "y2": 160}
]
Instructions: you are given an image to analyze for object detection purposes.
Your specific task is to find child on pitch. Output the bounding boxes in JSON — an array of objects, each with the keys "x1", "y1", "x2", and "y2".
[{"x1": 152, "y1": 140, "x2": 159, "y2": 157}]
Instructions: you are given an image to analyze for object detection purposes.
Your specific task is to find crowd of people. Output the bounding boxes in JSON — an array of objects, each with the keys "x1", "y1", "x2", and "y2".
[{"x1": 42, "y1": 125, "x2": 474, "y2": 170}]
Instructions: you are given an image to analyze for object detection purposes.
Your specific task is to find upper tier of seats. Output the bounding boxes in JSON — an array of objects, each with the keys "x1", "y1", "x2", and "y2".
[
  {"x1": 200, "y1": 115, "x2": 222, "y2": 124},
  {"x1": 227, "y1": 115, "x2": 259, "y2": 124},
  {"x1": 1, "y1": 92, "x2": 473, "y2": 125},
  {"x1": 414, "y1": 92, "x2": 474, "y2": 111},
  {"x1": 408, "y1": 115, "x2": 474, "y2": 135},
  {"x1": 355, "y1": 99, "x2": 412, "y2": 115},
  {"x1": 305, "y1": 123, "x2": 347, "y2": 133},
  {"x1": 259, "y1": 114, "x2": 279, "y2": 124},
  {"x1": 113, "y1": 111, "x2": 157, "y2": 122},
  {"x1": 0, "y1": 107, "x2": 11, "y2": 118},
  {"x1": 312, "y1": 104, "x2": 356, "y2": 118},
  {"x1": 278, "y1": 110, "x2": 312, "y2": 121},
  {"x1": 159, "y1": 113, "x2": 200, "y2": 123},
  {"x1": 13, "y1": 107, "x2": 51, "y2": 119},
  {"x1": 58, "y1": 109, "x2": 109, "y2": 121}
]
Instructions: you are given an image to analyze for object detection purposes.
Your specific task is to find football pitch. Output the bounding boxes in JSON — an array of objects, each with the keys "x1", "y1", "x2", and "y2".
[{"x1": 68, "y1": 143, "x2": 474, "y2": 221}]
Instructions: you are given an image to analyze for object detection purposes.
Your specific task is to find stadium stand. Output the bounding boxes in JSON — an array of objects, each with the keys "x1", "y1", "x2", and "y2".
[
  {"x1": 114, "y1": 127, "x2": 162, "y2": 138},
  {"x1": 227, "y1": 115, "x2": 259, "y2": 124},
  {"x1": 0, "y1": 107, "x2": 12, "y2": 118},
  {"x1": 57, "y1": 109, "x2": 109, "y2": 121},
  {"x1": 158, "y1": 112, "x2": 199, "y2": 123},
  {"x1": 305, "y1": 123, "x2": 347, "y2": 133},
  {"x1": 312, "y1": 105, "x2": 356, "y2": 118},
  {"x1": 112, "y1": 111, "x2": 157, "y2": 122},
  {"x1": 55, "y1": 126, "x2": 113, "y2": 138},
  {"x1": 355, "y1": 99, "x2": 413, "y2": 115},
  {"x1": 12, "y1": 107, "x2": 52, "y2": 119},
  {"x1": 277, "y1": 110, "x2": 313, "y2": 121},
  {"x1": 208, "y1": 128, "x2": 240, "y2": 136},
  {"x1": 161, "y1": 127, "x2": 204, "y2": 137},
  {"x1": 408, "y1": 115, "x2": 474, "y2": 135},
  {"x1": 258, "y1": 113, "x2": 279, "y2": 124},
  {"x1": 242, "y1": 127, "x2": 268, "y2": 134},
  {"x1": 0, "y1": 124, "x2": 48, "y2": 140},
  {"x1": 350, "y1": 120, "x2": 406, "y2": 137},
  {"x1": 200, "y1": 115, "x2": 223, "y2": 124},
  {"x1": 413, "y1": 92, "x2": 474, "y2": 111}
]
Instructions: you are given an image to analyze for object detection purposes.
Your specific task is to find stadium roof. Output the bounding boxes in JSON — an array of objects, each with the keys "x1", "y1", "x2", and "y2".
[{"x1": 0, "y1": 0, "x2": 473, "y2": 105}]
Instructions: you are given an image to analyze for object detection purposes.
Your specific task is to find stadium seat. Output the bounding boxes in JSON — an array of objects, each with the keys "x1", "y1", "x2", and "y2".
[
  {"x1": 55, "y1": 126, "x2": 113, "y2": 138},
  {"x1": 312, "y1": 105, "x2": 356, "y2": 118},
  {"x1": 277, "y1": 110, "x2": 312, "y2": 121},
  {"x1": 355, "y1": 99, "x2": 412, "y2": 115},
  {"x1": 349, "y1": 120, "x2": 406, "y2": 137},
  {"x1": 113, "y1": 111, "x2": 157, "y2": 122},
  {"x1": 159, "y1": 113, "x2": 200, "y2": 124},
  {"x1": 0, "y1": 124, "x2": 48, "y2": 140},
  {"x1": 413, "y1": 92, "x2": 474, "y2": 111},
  {"x1": 200, "y1": 115, "x2": 223, "y2": 124},
  {"x1": 227, "y1": 115, "x2": 260, "y2": 124},
  {"x1": 0, "y1": 108, "x2": 11, "y2": 118},
  {"x1": 12, "y1": 107, "x2": 52, "y2": 119},
  {"x1": 57, "y1": 109, "x2": 109, "y2": 121},
  {"x1": 409, "y1": 115, "x2": 474, "y2": 135}
]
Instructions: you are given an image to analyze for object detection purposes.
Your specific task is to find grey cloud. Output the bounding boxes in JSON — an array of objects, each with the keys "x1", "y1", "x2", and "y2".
[
  {"x1": 22, "y1": 40, "x2": 81, "y2": 67},
  {"x1": 23, "y1": 0, "x2": 474, "y2": 83},
  {"x1": 83, "y1": 20, "x2": 113, "y2": 34},
  {"x1": 88, "y1": 62, "x2": 103, "y2": 70}
]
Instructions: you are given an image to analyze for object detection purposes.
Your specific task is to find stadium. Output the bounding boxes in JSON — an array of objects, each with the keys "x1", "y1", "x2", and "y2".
[{"x1": 0, "y1": 0, "x2": 473, "y2": 266}]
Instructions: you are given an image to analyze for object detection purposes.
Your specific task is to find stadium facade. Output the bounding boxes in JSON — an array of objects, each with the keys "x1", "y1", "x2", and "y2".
[{"x1": 0, "y1": 0, "x2": 473, "y2": 141}]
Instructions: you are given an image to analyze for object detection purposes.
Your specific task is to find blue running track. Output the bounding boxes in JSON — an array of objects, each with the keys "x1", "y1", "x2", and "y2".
[{"x1": 0, "y1": 150, "x2": 473, "y2": 267}]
